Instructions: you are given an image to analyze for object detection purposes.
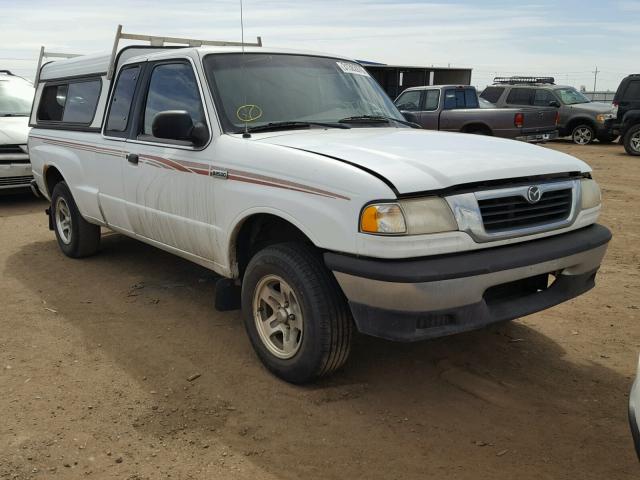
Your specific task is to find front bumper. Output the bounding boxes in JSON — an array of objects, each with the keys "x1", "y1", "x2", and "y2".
[
  {"x1": 0, "y1": 162, "x2": 33, "y2": 190},
  {"x1": 326, "y1": 224, "x2": 611, "y2": 342}
]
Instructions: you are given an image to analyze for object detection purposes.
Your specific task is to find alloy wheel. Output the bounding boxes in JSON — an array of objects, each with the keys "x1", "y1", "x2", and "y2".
[
  {"x1": 253, "y1": 274, "x2": 304, "y2": 359},
  {"x1": 55, "y1": 197, "x2": 73, "y2": 245},
  {"x1": 573, "y1": 126, "x2": 593, "y2": 145}
]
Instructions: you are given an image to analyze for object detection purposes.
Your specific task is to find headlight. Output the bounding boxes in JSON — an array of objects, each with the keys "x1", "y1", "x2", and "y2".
[
  {"x1": 360, "y1": 197, "x2": 457, "y2": 235},
  {"x1": 360, "y1": 203, "x2": 407, "y2": 234},
  {"x1": 596, "y1": 113, "x2": 615, "y2": 123},
  {"x1": 581, "y1": 178, "x2": 601, "y2": 209}
]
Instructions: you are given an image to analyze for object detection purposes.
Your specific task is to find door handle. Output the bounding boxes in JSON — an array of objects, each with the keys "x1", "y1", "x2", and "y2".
[{"x1": 126, "y1": 153, "x2": 139, "y2": 165}]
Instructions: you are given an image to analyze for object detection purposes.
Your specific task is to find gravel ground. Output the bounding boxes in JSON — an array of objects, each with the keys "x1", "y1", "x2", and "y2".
[{"x1": 1, "y1": 140, "x2": 638, "y2": 479}]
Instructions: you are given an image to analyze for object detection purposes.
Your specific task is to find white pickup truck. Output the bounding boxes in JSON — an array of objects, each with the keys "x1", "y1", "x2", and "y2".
[{"x1": 28, "y1": 29, "x2": 611, "y2": 383}]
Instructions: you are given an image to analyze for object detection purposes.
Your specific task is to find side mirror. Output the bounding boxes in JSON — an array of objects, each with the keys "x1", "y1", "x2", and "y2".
[
  {"x1": 151, "y1": 110, "x2": 209, "y2": 147},
  {"x1": 549, "y1": 100, "x2": 561, "y2": 108}
]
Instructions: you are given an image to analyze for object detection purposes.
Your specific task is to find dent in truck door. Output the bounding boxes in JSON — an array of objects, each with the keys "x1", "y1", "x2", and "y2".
[{"x1": 121, "y1": 61, "x2": 218, "y2": 262}]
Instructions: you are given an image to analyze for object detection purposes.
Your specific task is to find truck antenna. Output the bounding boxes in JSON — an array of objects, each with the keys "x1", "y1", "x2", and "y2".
[{"x1": 240, "y1": 0, "x2": 250, "y2": 138}]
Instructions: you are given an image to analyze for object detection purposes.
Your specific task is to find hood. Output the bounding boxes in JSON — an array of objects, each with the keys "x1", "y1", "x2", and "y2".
[
  {"x1": 254, "y1": 128, "x2": 589, "y2": 194},
  {"x1": 0, "y1": 116, "x2": 29, "y2": 145},
  {"x1": 568, "y1": 101, "x2": 614, "y2": 114}
]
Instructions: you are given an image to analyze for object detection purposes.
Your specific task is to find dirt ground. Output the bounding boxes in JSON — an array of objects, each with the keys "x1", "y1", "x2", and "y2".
[{"x1": 1, "y1": 140, "x2": 638, "y2": 479}]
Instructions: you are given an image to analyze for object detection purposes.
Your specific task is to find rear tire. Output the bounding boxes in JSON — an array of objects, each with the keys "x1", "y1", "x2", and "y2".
[
  {"x1": 571, "y1": 124, "x2": 595, "y2": 145},
  {"x1": 241, "y1": 243, "x2": 353, "y2": 383},
  {"x1": 51, "y1": 181, "x2": 101, "y2": 258},
  {"x1": 623, "y1": 124, "x2": 640, "y2": 156}
]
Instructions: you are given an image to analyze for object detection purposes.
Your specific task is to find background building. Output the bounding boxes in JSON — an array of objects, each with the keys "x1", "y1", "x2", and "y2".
[{"x1": 360, "y1": 62, "x2": 473, "y2": 99}]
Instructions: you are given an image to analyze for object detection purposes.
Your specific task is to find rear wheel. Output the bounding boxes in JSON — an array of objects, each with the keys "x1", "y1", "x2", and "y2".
[
  {"x1": 571, "y1": 124, "x2": 595, "y2": 145},
  {"x1": 51, "y1": 182, "x2": 101, "y2": 258},
  {"x1": 623, "y1": 124, "x2": 640, "y2": 156},
  {"x1": 241, "y1": 243, "x2": 353, "y2": 383}
]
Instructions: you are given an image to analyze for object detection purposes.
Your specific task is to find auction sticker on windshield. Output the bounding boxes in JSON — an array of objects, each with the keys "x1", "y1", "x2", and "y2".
[{"x1": 336, "y1": 61, "x2": 369, "y2": 76}]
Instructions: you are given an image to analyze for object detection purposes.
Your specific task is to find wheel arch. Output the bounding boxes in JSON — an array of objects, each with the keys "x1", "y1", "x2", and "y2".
[
  {"x1": 461, "y1": 122, "x2": 493, "y2": 135},
  {"x1": 43, "y1": 164, "x2": 66, "y2": 197},
  {"x1": 566, "y1": 116, "x2": 596, "y2": 133},
  {"x1": 228, "y1": 210, "x2": 319, "y2": 279}
]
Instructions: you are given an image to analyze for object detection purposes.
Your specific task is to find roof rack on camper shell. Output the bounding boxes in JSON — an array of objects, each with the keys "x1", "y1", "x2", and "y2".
[
  {"x1": 35, "y1": 24, "x2": 263, "y2": 83},
  {"x1": 34, "y1": 48, "x2": 82, "y2": 84},
  {"x1": 106, "y1": 25, "x2": 262, "y2": 79},
  {"x1": 493, "y1": 76, "x2": 555, "y2": 85}
]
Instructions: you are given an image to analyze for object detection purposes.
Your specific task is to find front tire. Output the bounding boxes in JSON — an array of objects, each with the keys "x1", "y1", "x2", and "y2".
[
  {"x1": 241, "y1": 243, "x2": 353, "y2": 383},
  {"x1": 623, "y1": 124, "x2": 640, "y2": 156},
  {"x1": 51, "y1": 181, "x2": 101, "y2": 258},
  {"x1": 571, "y1": 124, "x2": 595, "y2": 145}
]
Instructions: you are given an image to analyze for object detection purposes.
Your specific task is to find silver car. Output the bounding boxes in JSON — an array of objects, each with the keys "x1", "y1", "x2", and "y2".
[{"x1": 0, "y1": 70, "x2": 34, "y2": 192}]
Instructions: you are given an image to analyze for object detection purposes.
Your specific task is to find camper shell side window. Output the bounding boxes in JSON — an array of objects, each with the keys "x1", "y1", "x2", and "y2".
[{"x1": 36, "y1": 77, "x2": 102, "y2": 128}]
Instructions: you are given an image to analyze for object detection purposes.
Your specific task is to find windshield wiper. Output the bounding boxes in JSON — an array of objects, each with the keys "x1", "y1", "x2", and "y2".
[
  {"x1": 243, "y1": 121, "x2": 350, "y2": 133},
  {"x1": 1, "y1": 113, "x2": 28, "y2": 117},
  {"x1": 339, "y1": 115, "x2": 421, "y2": 128}
]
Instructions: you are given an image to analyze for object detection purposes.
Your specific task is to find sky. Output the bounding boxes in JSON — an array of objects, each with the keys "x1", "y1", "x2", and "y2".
[{"x1": 1, "y1": 0, "x2": 638, "y2": 91}]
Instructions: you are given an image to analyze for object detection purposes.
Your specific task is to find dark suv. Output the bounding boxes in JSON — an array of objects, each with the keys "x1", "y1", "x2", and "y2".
[
  {"x1": 482, "y1": 77, "x2": 616, "y2": 145},
  {"x1": 607, "y1": 74, "x2": 640, "y2": 156}
]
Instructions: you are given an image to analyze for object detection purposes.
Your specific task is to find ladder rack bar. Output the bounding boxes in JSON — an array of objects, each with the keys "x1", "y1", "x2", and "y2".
[
  {"x1": 106, "y1": 25, "x2": 262, "y2": 79},
  {"x1": 34, "y1": 46, "x2": 82, "y2": 84}
]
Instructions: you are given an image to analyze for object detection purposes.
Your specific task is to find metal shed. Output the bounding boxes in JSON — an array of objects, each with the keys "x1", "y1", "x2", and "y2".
[{"x1": 360, "y1": 62, "x2": 473, "y2": 99}]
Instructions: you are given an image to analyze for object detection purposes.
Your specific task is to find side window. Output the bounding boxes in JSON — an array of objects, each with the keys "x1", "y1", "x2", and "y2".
[
  {"x1": 623, "y1": 80, "x2": 640, "y2": 101},
  {"x1": 62, "y1": 80, "x2": 102, "y2": 123},
  {"x1": 142, "y1": 63, "x2": 206, "y2": 137},
  {"x1": 506, "y1": 88, "x2": 534, "y2": 106},
  {"x1": 424, "y1": 90, "x2": 440, "y2": 111},
  {"x1": 480, "y1": 86, "x2": 504, "y2": 103},
  {"x1": 106, "y1": 66, "x2": 140, "y2": 134},
  {"x1": 36, "y1": 79, "x2": 101, "y2": 125},
  {"x1": 533, "y1": 89, "x2": 555, "y2": 107},
  {"x1": 395, "y1": 90, "x2": 422, "y2": 111},
  {"x1": 37, "y1": 84, "x2": 68, "y2": 121},
  {"x1": 464, "y1": 89, "x2": 478, "y2": 108}
]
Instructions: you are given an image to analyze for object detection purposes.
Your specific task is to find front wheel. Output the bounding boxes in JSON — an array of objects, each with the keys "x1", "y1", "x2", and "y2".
[
  {"x1": 51, "y1": 181, "x2": 101, "y2": 258},
  {"x1": 571, "y1": 124, "x2": 595, "y2": 145},
  {"x1": 241, "y1": 243, "x2": 353, "y2": 383},
  {"x1": 623, "y1": 124, "x2": 640, "y2": 156}
]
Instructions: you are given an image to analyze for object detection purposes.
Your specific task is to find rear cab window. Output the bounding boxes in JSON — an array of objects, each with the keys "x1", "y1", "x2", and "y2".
[
  {"x1": 37, "y1": 78, "x2": 101, "y2": 125},
  {"x1": 443, "y1": 88, "x2": 478, "y2": 109}
]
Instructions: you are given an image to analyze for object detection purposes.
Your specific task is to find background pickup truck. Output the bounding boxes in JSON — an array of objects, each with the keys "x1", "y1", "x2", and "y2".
[{"x1": 395, "y1": 85, "x2": 558, "y2": 143}]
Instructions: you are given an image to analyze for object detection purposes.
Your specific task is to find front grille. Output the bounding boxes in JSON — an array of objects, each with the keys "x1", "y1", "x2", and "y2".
[
  {"x1": 0, "y1": 145, "x2": 24, "y2": 154},
  {"x1": 0, "y1": 175, "x2": 33, "y2": 187},
  {"x1": 479, "y1": 188, "x2": 572, "y2": 232}
]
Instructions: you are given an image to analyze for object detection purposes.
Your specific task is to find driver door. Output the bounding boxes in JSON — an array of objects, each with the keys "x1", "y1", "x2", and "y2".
[{"x1": 121, "y1": 60, "x2": 218, "y2": 261}]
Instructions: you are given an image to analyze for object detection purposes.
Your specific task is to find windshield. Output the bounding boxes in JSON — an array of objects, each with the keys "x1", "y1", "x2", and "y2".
[
  {"x1": 0, "y1": 77, "x2": 34, "y2": 116},
  {"x1": 203, "y1": 53, "x2": 405, "y2": 132},
  {"x1": 555, "y1": 87, "x2": 590, "y2": 105}
]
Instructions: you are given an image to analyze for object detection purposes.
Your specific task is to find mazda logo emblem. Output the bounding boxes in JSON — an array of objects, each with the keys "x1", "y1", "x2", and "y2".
[{"x1": 526, "y1": 186, "x2": 542, "y2": 204}]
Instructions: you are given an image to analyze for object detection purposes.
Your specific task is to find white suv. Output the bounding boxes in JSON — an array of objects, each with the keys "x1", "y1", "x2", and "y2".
[
  {"x1": 28, "y1": 34, "x2": 611, "y2": 383},
  {"x1": 0, "y1": 71, "x2": 34, "y2": 191}
]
